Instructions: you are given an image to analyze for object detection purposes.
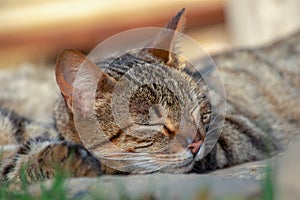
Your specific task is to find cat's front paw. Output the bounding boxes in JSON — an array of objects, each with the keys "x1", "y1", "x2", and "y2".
[{"x1": 38, "y1": 141, "x2": 102, "y2": 178}]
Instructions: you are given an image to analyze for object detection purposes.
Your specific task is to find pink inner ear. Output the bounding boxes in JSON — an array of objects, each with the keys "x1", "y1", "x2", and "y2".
[
  {"x1": 55, "y1": 50, "x2": 86, "y2": 111},
  {"x1": 55, "y1": 50, "x2": 84, "y2": 94},
  {"x1": 55, "y1": 49, "x2": 117, "y2": 112}
]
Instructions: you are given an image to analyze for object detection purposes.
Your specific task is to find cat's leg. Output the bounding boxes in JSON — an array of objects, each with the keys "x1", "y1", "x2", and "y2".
[
  {"x1": 0, "y1": 137, "x2": 102, "y2": 189},
  {"x1": 0, "y1": 108, "x2": 59, "y2": 161}
]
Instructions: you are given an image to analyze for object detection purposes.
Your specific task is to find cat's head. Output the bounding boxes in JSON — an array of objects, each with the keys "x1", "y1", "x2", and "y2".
[{"x1": 55, "y1": 9, "x2": 211, "y2": 173}]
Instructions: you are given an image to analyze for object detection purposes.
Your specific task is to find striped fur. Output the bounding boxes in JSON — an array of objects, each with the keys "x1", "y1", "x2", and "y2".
[{"x1": 0, "y1": 15, "x2": 299, "y2": 188}]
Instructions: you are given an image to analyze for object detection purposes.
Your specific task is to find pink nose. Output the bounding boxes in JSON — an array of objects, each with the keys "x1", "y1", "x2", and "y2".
[{"x1": 188, "y1": 140, "x2": 203, "y2": 155}]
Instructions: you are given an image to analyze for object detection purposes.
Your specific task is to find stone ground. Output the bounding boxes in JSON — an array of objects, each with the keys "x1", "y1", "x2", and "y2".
[
  {"x1": 29, "y1": 136, "x2": 300, "y2": 200},
  {"x1": 29, "y1": 160, "x2": 269, "y2": 199}
]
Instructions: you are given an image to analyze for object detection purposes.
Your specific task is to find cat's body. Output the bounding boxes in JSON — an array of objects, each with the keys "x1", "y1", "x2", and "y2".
[{"x1": 0, "y1": 10, "x2": 299, "y2": 188}]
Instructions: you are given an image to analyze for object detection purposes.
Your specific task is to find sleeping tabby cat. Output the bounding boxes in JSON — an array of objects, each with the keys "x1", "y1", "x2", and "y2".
[{"x1": 0, "y1": 9, "x2": 299, "y2": 188}]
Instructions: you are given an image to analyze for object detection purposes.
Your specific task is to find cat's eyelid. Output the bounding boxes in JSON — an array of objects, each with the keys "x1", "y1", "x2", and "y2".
[{"x1": 135, "y1": 122, "x2": 164, "y2": 127}]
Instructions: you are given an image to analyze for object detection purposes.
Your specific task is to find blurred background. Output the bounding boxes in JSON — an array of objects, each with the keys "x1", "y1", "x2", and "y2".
[{"x1": 0, "y1": 0, "x2": 300, "y2": 68}]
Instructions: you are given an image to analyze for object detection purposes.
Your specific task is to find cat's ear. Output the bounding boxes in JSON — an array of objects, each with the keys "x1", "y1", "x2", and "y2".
[
  {"x1": 145, "y1": 8, "x2": 186, "y2": 67},
  {"x1": 55, "y1": 50, "x2": 116, "y2": 112}
]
